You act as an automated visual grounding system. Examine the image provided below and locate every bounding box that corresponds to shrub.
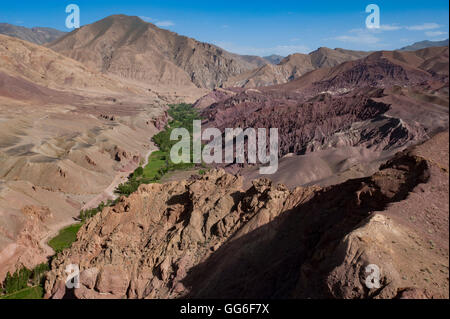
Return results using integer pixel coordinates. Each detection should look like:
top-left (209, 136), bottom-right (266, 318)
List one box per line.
top-left (134, 166), bottom-right (144, 177)
top-left (2, 267), bottom-right (31, 295)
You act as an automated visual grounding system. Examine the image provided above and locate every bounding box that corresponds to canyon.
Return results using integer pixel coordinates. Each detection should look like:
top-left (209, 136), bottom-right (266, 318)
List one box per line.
top-left (44, 132), bottom-right (449, 299)
top-left (0, 14), bottom-right (448, 299)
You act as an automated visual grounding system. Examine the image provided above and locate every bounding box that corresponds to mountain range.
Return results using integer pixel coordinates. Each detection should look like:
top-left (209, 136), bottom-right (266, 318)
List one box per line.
top-left (224, 47), bottom-right (370, 88)
top-left (1, 16), bottom-right (447, 91)
top-left (263, 54), bottom-right (284, 64)
top-left (0, 23), bottom-right (66, 45)
top-left (400, 38), bottom-right (449, 51)
top-left (46, 15), bottom-right (268, 90)
top-left (0, 14), bottom-right (448, 300)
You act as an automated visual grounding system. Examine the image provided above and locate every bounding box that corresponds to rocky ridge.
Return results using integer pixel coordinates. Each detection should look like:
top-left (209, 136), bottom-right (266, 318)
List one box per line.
top-left (195, 46), bottom-right (449, 181)
top-left (48, 15), bottom-right (265, 90)
top-left (224, 47), bottom-right (369, 88)
top-left (44, 132), bottom-right (449, 299)
top-left (0, 23), bottom-right (66, 45)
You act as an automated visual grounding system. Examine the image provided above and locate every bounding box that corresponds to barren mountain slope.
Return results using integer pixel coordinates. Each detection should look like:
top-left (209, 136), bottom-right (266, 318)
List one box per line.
top-left (278, 46), bottom-right (449, 94)
top-left (236, 54), bottom-right (270, 67)
top-left (263, 54), bottom-right (284, 65)
top-left (224, 47), bottom-right (370, 88)
top-left (48, 15), bottom-right (262, 89)
top-left (0, 23), bottom-right (66, 45)
top-left (0, 34), bottom-right (171, 280)
top-left (44, 131), bottom-right (449, 299)
top-left (0, 34), bottom-right (130, 95)
top-left (197, 46), bottom-right (449, 187)
top-left (400, 38), bottom-right (449, 51)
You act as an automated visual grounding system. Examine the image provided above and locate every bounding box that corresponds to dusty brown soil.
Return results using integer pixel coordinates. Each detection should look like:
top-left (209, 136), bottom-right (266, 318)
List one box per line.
top-left (197, 47), bottom-right (448, 189)
top-left (44, 132), bottom-right (449, 299)
top-left (0, 34), bottom-right (176, 280)
top-left (48, 15), bottom-right (263, 90)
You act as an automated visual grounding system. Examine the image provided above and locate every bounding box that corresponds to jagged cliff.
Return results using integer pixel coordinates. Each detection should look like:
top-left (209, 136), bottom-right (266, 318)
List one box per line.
top-left (44, 132), bottom-right (449, 299)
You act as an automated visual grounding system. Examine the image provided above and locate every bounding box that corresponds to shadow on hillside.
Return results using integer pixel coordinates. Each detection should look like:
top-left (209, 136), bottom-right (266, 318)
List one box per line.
top-left (180, 153), bottom-right (429, 299)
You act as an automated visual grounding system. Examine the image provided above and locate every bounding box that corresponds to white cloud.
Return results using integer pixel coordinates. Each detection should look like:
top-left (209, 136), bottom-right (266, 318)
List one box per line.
top-left (155, 20), bottom-right (175, 27)
top-left (139, 16), bottom-right (175, 28)
top-left (352, 22), bottom-right (442, 33)
top-left (350, 24), bottom-right (401, 34)
top-left (139, 16), bottom-right (153, 22)
top-left (215, 41), bottom-right (310, 56)
top-left (425, 31), bottom-right (448, 37)
top-left (406, 23), bottom-right (440, 31)
top-left (334, 29), bottom-right (381, 45)
top-left (378, 24), bottom-right (402, 31)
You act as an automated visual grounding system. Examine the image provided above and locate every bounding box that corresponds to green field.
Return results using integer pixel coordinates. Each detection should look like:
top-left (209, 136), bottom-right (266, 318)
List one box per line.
top-left (142, 150), bottom-right (168, 180)
top-left (1, 104), bottom-right (204, 299)
top-left (47, 223), bottom-right (83, 253)
top-left (115, 103), bottom-right (201, 196)
top-left (0, 224), bottom-right (79, 299)
top-left (0, 286), bottom-right (43, 299)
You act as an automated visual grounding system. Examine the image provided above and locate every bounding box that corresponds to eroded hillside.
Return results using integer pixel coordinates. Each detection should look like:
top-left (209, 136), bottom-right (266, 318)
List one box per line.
top-left (0, 34), bottom-right (171, 281)
top-left (48, 15), bottom-right (264, 90)
top-left (44, 132), bottom-right (449, 299)
top-left (197, 46), bottom-right (449, 188)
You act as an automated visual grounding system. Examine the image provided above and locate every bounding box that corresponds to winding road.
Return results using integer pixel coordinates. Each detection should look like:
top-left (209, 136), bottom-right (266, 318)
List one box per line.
top-left (39, 146), bottom-right (157, 257)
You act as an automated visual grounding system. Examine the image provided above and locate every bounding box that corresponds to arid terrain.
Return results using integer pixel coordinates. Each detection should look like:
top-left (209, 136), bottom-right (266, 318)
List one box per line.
top-left (0, 23), bottom-right (66, 45)
top-left (44, 131), bottom-right (449, 299)
top-left (0, 16), bottom-right (288, 281)
top-left (0, 33), bottom-right (173, 280)
top-left (0, 13), bottom-right (448, 300)
top-left (224, 47), bottom-right (370, 88)
top-left (47, 15), bottom-right (268, 90)
top-left (198, 46), bottom-right (449, 188)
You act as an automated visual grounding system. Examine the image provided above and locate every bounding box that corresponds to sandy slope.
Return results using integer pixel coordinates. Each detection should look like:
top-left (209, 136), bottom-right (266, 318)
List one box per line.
top-left (44, 132), bottom-right (449, 299)
top-left (81, 145), bottom-right (158, 211)
top-left (0, 34), bottom-right (173, 280)
top-left (48, 15), bottom-right (263, 90)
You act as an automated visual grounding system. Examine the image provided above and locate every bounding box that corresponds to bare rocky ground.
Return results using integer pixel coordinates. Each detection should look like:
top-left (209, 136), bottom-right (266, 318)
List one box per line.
top-left (197, 46), bottom-right (449, 189)
top-left (0, 17), bottom-right (448, 299)
top-left (42, 44), bottom-right (449, 299)
top-left (47, 15), bottom-right (265, 90)
top-left (223, 47), bottom-right (369, 88)
top-left (44, 131), bottom-right (449, 299)
top-left (0, 95), bottom-right (167, 280)
top-left (0, 34), bottom-right (185, 280)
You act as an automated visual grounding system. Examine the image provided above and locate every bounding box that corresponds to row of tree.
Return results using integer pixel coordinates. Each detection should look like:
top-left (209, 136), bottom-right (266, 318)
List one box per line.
top-left (1, 263), bottom-right (49, 295)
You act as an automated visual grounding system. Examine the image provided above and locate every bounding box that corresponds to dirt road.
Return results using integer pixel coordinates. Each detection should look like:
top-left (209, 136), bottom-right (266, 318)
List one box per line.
top-left (40, 146), bottom-right (158, 256)
top-left (81, 146), bottom-right (157, 210)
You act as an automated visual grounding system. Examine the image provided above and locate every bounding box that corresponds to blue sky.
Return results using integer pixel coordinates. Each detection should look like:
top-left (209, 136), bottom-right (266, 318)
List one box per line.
top-left (1, 0), bottom-right (448, 56)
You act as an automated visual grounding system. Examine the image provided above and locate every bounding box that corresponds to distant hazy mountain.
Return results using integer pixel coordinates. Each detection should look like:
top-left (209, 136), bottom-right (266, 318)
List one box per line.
top-left (237, 55), bottom-right (270, 67)
top-left (224, 47), bottom-right (369, 88)
top-left (0, 23), bottom-right (66, 45)
top-left (231, 54), bottom-right (285, 67)
top-left (400, 39), bottom-right (449, 51)
top-left (263, 54), bottom-right (284, 65)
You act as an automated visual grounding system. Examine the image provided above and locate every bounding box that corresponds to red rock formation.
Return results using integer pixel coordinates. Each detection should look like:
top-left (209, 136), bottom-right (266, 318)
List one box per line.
top-left (197, 47), bottom-right (448, 174)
